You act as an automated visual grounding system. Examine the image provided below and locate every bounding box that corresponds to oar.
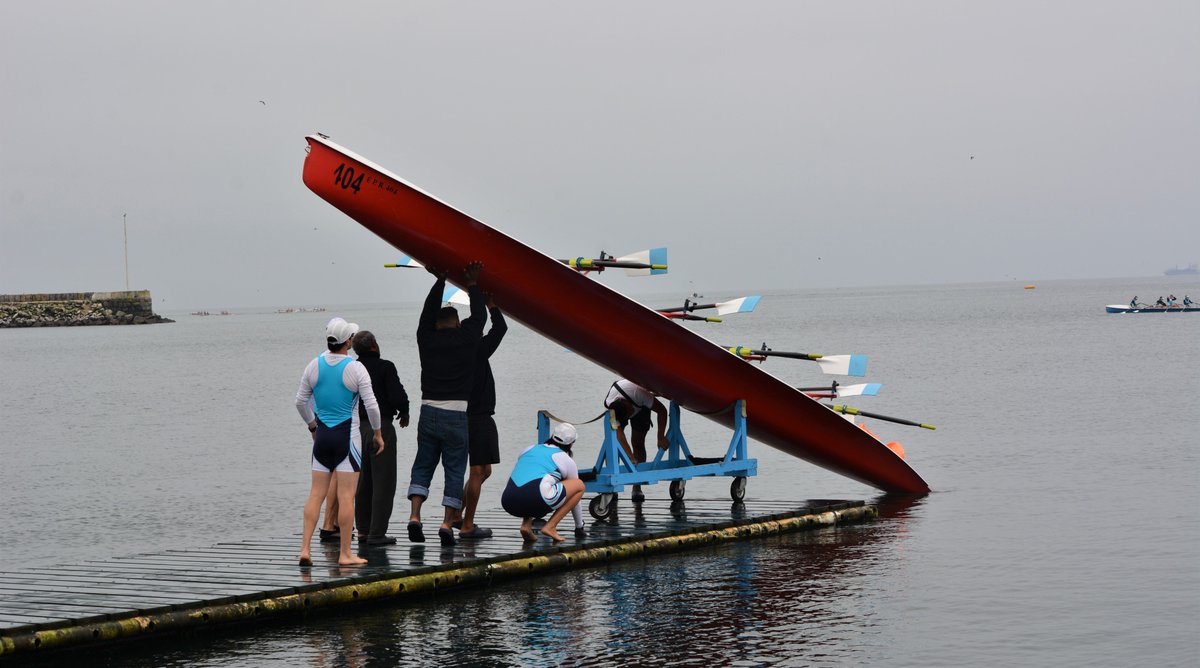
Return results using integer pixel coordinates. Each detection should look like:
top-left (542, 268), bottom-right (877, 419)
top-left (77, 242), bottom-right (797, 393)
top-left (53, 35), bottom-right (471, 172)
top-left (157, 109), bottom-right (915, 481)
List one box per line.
top-left (727, 346), bottom-right (821, 361)
top-left (659, 295), bottom-right (762, 316)
top-left (560, 248), bottom-right (668, 276)
top-left (384, 255), bottom-right (424, 269)
top-left (726, 345), bottom-right (868, 377)
top-left (797, 382), bottom-right (882, 398)
top-left (441, 286), bottom-right (470, 306)
top-left (662, 312), bottom-right (722, 323)
top-left (827, 404), bottom-right (936, 430)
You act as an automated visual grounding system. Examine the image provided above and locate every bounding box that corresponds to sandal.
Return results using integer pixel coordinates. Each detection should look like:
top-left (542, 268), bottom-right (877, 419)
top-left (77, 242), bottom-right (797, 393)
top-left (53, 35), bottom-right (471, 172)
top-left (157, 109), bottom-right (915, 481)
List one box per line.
top-left (407, 521), bottom-right (425, 543)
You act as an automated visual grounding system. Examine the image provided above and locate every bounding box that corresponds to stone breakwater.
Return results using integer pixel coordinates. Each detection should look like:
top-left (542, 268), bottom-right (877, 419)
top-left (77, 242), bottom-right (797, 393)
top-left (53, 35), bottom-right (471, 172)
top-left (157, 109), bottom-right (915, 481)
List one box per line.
top-left (0, 291), bottom-right (173, 328)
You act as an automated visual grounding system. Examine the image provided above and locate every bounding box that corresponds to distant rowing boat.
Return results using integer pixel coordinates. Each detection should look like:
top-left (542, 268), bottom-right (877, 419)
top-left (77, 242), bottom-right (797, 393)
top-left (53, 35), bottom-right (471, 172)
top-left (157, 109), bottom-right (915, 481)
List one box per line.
top-left (1105, 304), bottom-right (1199, 313)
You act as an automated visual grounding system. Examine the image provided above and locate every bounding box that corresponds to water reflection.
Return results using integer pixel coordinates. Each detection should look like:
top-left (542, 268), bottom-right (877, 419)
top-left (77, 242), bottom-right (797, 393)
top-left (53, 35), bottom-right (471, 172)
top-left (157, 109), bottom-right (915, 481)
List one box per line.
top-left (75, 496), bottom-right (921, 667)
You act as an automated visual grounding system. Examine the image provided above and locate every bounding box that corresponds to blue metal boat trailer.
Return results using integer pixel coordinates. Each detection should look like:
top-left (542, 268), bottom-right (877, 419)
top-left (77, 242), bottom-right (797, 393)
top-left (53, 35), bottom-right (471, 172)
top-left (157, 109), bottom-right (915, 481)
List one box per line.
top-left (537, 400), bottom-right (758, 520)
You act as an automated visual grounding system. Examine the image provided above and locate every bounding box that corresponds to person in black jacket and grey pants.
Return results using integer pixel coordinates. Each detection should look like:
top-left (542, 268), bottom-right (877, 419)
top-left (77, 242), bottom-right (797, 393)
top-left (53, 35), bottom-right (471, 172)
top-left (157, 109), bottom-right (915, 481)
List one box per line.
top-left (353, 330), bottom-right (410, 545)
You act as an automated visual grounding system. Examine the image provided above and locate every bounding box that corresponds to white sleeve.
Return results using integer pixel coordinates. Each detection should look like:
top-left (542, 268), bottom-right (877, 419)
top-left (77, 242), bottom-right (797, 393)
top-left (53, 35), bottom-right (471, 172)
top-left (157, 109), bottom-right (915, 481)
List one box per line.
top-left (347, 361), bottom-right (382, 430)
top-left (295, 359), bottom-right (318, 423)
top-left (553, 451), bottom-right (579, 480)
top-left (552, 451), bottom-right (585, 529)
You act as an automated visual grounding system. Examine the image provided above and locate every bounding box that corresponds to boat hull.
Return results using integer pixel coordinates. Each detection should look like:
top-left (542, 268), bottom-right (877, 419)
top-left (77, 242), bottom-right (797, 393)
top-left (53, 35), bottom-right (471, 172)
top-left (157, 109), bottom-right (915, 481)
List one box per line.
top-left (1106, 305), bottom-right (1199, 313)
top-left (301, 136), bottom-right (930, 494)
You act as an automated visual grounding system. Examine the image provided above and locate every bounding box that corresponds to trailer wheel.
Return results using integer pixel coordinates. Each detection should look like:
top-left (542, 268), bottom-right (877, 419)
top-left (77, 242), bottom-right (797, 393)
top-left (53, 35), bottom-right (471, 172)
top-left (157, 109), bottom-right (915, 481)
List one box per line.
top-left (589, 493), bottom-right (616, 521)
top-left (730, 476), bottom-right (747, 502)
top-left (669, 479), bottom-right (686, 501)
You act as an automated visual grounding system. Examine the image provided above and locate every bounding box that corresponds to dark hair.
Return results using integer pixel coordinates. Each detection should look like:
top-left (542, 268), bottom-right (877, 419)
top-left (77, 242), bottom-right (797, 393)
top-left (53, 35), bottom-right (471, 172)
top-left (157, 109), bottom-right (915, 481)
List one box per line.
top-left (327, 340), bottom-right (344, 352)
top-left (546, 437), bottom-right (573, 455)
top-left (437, 306), bottom-right (459, 326)
top-left (352, 330), bottom-right (377, 356)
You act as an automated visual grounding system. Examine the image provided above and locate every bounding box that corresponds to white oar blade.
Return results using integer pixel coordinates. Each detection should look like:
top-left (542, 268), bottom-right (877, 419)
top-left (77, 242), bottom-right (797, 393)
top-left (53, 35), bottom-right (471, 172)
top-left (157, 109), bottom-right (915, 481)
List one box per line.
top-left (836, 383), bottom-right (881, 397)
top-left (441, 286), bottom-right (470, 306)
top-left (714, 295), bottom-right (762, 316)
top-left (387, 255), bottom-right (424, 269)
top-left (814, 355), bottom-right (868, 377)
top-left (618, 247), bottom-right (668, 276)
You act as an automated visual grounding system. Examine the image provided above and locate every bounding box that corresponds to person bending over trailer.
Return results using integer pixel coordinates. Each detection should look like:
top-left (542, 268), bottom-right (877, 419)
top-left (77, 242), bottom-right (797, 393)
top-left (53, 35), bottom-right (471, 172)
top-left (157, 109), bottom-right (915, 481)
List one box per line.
top-left (501, 423), bottom-right (585, 542)
top-left (603, 379), bottom-right (669, 503)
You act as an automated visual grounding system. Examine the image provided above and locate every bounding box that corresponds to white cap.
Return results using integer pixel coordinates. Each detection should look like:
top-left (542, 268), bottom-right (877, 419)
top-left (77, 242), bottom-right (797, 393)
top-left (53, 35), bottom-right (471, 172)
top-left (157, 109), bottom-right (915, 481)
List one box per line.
top-left (550, 422), bottom-right (577, 447)
top-left (325, 317), bottom-right (360, 345)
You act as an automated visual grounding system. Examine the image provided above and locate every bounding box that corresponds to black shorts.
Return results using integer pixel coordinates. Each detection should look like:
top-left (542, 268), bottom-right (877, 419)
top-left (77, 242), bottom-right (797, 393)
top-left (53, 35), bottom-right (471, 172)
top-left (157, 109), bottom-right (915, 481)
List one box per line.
top-left (467, 414), bottom-right (500, 466)
top-left (616, 407), bottom-right (652, 434)
top-left (501, 479), bottom-right (553, 519)
top-left (312, 418), bottom-right (360, 473)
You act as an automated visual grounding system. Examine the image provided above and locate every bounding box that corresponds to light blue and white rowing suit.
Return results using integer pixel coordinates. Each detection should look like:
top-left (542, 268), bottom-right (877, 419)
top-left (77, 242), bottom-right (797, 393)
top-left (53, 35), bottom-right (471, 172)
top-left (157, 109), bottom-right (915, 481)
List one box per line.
top-left (295, 351), bottom-right (382, 473)
top-left (501, 444), bottom-right (584, 528)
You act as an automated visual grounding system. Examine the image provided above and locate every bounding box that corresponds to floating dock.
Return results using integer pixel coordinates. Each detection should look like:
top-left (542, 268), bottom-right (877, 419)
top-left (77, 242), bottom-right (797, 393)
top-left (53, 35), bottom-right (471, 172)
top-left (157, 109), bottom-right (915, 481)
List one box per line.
top-left (0, 499), bottom-right (875, 658)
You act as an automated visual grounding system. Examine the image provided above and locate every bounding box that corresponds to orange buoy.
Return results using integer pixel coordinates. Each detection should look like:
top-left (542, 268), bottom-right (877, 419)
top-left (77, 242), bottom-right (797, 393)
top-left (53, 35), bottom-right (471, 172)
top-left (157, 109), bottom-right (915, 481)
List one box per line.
top-left (1024, 284), bottom-right (1036, 290)
top-left (858, 422), bottom-right (906, 460)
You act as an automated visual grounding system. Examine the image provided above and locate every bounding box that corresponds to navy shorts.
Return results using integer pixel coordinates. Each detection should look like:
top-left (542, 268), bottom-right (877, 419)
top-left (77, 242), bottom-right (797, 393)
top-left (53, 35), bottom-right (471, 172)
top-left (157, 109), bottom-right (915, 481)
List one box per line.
top-left (467, 414), bottom-right (500, 466)
top-left (311, 418), bottom-right (360, 473)
top-left (501, 479), bottom-right (554, 519)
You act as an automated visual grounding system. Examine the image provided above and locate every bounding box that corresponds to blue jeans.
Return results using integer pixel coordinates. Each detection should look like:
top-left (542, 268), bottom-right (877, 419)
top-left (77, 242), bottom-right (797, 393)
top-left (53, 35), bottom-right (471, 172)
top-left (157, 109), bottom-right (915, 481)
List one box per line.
top-left (407, 404), bottom-right (469, 509)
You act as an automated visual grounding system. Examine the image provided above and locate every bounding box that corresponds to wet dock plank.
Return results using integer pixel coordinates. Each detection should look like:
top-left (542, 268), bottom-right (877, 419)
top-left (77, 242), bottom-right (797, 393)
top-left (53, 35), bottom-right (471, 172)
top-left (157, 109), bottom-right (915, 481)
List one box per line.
top-left (0, 498), bottom-right (872, 657)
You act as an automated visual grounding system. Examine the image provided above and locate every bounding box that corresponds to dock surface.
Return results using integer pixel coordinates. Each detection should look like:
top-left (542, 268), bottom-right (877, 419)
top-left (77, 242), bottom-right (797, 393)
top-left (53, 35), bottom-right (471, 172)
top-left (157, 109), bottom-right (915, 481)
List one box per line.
top-left (0, 498), bottom-right (874, 657)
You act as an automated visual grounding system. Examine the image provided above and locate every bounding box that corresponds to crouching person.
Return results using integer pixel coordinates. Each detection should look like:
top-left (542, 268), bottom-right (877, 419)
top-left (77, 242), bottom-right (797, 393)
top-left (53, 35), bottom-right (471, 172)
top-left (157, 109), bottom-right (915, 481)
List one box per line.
top-left (501, 423), bottom-right (585, 542)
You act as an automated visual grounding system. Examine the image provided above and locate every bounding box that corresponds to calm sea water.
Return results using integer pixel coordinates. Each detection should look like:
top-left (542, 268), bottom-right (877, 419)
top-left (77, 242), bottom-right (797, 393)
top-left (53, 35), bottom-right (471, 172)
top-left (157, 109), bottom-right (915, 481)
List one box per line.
top-left (2, 276), bottom-right (1197, 666)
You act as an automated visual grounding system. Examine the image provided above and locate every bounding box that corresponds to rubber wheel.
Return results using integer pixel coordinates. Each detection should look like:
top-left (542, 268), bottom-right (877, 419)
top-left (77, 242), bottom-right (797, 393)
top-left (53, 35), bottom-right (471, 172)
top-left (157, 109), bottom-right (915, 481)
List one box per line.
top-left (588, 493), bottom-right (616, 520)
top-left (669, 479), bottom-right (686, 501)
top-left (730, 476), bottom-right (747, 502)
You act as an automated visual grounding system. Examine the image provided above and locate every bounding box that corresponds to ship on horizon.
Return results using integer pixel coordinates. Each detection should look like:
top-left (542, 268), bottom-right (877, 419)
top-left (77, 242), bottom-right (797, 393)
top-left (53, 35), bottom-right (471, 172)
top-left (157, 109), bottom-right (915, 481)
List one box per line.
top-left (1164, 263), bottom-right (1198, 276)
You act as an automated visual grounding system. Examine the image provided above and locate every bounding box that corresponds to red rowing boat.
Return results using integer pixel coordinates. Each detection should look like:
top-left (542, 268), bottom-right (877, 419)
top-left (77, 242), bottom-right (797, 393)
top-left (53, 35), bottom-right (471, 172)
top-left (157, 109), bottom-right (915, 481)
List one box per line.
top-left (302, 135), bottom-right (930, 493)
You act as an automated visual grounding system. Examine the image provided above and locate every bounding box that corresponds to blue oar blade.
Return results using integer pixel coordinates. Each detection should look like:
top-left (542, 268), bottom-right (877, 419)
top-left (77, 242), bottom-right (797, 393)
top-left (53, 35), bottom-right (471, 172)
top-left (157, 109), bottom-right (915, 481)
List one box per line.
top-left (441, 286), bottom-right (470, 306)
top-left (715, 295), bottom-right (762, 316)
top-left (618, 247), bottom-right (669, 276)
top-left (837, 382), bottom-right (882, 397)
top-left (814, 354), bottom-right (868, 377)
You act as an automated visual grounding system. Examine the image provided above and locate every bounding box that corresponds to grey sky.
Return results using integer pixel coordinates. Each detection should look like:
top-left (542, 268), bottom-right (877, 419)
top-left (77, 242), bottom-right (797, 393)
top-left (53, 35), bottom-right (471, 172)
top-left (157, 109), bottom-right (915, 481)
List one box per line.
top-left (2, 1), bottom-right (1197, 310)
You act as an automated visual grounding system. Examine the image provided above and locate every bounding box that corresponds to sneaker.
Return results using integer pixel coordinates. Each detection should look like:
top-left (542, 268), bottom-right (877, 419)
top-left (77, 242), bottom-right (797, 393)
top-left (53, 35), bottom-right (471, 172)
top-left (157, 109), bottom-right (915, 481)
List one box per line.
top-left (631, 485), bottom-right (646, 503)
top-left (319, 528), bottom-right (340, 543)
top-left (367, 535), bottom-right (398, 546)
top-left (438, 527), bottom-right (457, 546)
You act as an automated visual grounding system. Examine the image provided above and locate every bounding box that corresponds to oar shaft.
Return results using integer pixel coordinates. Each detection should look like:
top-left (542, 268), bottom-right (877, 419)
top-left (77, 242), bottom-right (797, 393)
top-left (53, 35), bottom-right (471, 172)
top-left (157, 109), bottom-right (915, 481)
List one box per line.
top-left (830, 404), bottom-right (935, 430)
top-left (660, 302), bottom-right (719, 313)
top-left (753, 349), bottom-right (821, 360)
top-left (561, 258), bottom-right (664, 270)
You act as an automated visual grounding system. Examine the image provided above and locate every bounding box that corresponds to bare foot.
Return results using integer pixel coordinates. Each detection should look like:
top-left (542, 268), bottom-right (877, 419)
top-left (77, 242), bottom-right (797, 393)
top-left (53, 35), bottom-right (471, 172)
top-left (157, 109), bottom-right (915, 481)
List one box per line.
top-left (338, 554), bottom-right (368, 566)
top-left (520, 527), bottom-right (537, 542)
top-left (541, 527), bottom-right (565, 543)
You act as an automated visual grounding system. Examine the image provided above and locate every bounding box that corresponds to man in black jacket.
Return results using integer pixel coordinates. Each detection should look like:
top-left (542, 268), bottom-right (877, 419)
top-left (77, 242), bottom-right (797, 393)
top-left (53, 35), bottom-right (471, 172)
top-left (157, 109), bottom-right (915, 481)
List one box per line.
top-left (352, 330), bottom-right (410, 545)
top-left (407, 261), bottom-right (485, 546)
top-left (455, 293), bottom-right (507, 539)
